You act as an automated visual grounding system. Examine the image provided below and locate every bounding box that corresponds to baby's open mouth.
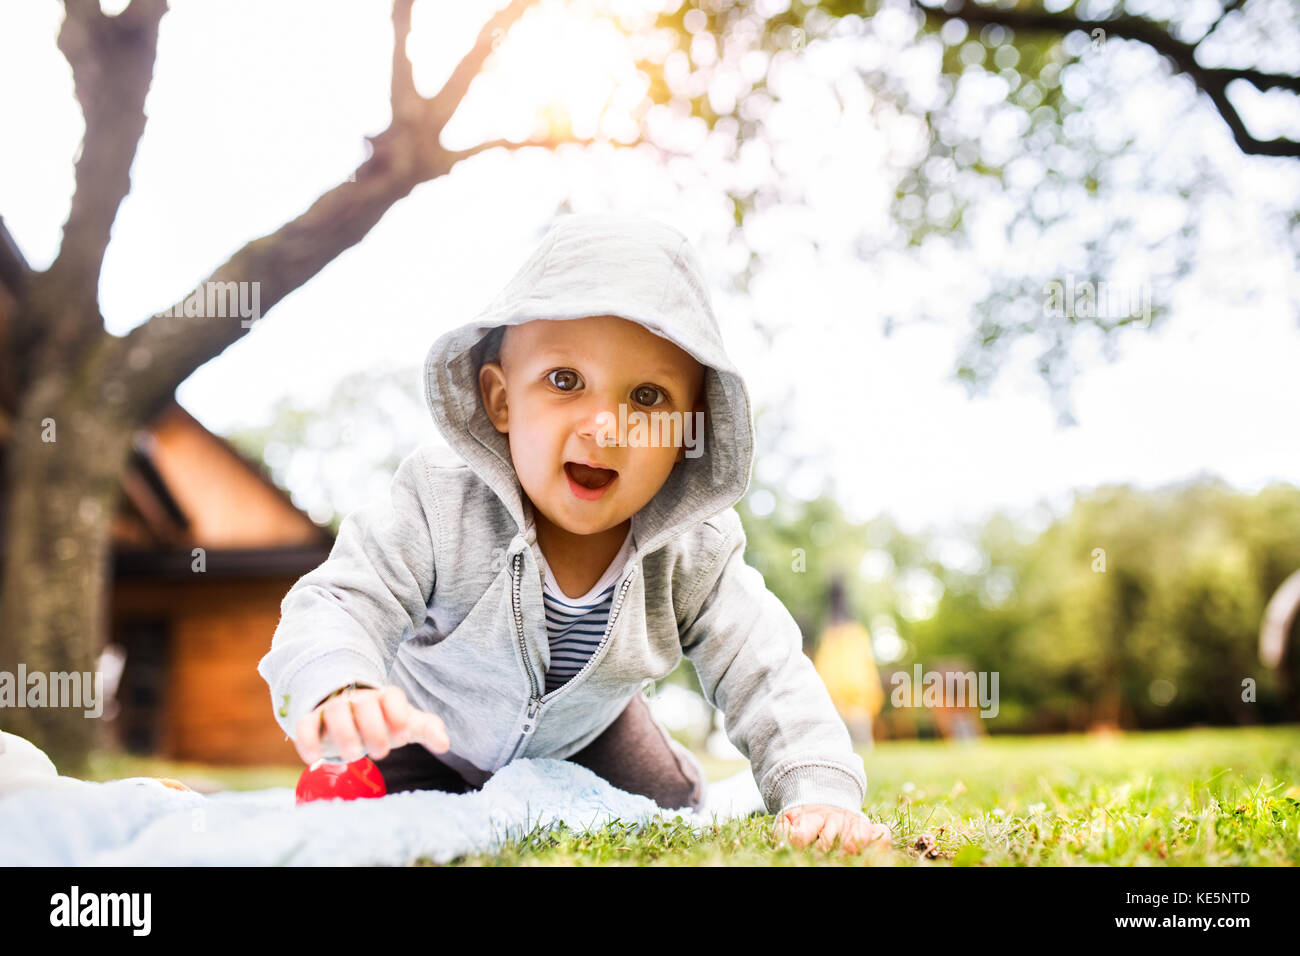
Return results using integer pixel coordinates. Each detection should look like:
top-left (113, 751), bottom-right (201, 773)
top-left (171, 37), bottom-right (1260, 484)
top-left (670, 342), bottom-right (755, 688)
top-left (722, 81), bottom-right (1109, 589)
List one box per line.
top-left (565, 461), bottom-right (618, 490)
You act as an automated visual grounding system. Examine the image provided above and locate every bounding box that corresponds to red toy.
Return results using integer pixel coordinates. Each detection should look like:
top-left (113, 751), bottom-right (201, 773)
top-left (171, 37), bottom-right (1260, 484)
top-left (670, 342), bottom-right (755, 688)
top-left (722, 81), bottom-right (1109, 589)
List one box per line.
top-left (295, 756), bottom-right (387, 804)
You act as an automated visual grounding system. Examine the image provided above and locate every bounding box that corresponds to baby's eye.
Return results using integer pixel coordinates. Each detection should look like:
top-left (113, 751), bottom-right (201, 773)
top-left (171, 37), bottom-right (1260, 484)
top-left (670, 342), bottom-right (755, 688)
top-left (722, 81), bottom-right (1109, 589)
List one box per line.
top-left (632, 385), bottom-right (666, 407)
top-left (548, 369), bottom-right (583, 391)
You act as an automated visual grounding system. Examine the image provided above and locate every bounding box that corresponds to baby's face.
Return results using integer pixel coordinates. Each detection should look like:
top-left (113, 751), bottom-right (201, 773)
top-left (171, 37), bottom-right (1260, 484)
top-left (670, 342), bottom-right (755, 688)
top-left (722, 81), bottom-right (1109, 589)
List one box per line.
top-left (478, 315), bottom-right (706, 537)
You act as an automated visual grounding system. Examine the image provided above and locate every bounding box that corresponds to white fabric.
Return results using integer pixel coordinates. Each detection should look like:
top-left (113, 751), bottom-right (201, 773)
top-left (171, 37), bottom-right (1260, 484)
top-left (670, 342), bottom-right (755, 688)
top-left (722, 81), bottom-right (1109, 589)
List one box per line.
top-left (0, 758), bottom-right (766, 866)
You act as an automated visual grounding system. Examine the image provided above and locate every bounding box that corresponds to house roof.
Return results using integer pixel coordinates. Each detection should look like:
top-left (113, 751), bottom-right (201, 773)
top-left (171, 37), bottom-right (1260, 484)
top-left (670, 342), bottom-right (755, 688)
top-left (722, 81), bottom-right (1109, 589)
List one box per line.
top-left (112, 400), bottom-right (334, 553)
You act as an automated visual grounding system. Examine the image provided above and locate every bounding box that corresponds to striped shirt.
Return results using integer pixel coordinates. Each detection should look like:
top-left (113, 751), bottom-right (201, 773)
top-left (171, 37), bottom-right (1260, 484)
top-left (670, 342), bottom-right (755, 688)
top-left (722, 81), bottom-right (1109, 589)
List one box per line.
top-left (540, 529), bottom-right (635, 695)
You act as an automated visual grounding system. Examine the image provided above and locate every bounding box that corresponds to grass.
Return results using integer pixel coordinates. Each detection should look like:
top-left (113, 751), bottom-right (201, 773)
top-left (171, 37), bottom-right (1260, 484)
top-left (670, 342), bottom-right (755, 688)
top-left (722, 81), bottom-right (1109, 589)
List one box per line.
top-left (84, 752), bottom-right (303, 792)
top-left (83, 725), bottom-right (1300, 866)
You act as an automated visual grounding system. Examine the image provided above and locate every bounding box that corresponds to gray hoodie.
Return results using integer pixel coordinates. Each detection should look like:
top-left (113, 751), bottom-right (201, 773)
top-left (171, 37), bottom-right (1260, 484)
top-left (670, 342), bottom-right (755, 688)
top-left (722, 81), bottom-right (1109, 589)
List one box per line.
top-left (257, 213), bottom-right (867, 815)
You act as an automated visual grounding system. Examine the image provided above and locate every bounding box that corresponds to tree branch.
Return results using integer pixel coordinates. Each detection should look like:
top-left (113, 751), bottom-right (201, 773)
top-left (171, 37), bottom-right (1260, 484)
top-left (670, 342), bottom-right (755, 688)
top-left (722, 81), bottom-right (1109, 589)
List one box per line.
top-left (390, 0), bottom-right (420, 127)
top-left (48, 0), bottom-right (166, 320)
top-left (0, 216), bottom-right (31, 299)
top-left (442, 133), bottom-right (610, 164)
top-left (0, 217), bottom-right (32, 419)
top-left (112, 0), bottom-right (567, 420)
top-left (427, 0), bottom-right (538, 123)
top-left (911, 0), bottom-right (1299, 158)
top-left (1208, 0), bottom-right (1248, 35)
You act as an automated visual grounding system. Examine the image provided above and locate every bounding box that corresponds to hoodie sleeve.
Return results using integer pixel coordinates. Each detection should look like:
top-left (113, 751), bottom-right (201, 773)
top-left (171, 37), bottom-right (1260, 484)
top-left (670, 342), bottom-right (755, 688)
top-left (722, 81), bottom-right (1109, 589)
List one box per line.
top-left (679, 508), bottom-right (868, 816)
top-left (257, 444), bottom-right (441, 744)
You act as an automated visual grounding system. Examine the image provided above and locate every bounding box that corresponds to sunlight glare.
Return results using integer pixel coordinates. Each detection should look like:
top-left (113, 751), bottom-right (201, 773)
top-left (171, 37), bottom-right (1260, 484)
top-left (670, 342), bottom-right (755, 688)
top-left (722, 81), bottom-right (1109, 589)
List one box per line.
top-left (457, 0), bottom-right (655, 144)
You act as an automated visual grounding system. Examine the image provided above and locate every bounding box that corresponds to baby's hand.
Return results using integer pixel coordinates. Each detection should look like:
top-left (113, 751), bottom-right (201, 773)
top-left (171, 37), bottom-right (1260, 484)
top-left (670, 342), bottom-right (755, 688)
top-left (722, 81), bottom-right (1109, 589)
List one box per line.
top-left (293, 684), bottom-right (451, 766)
top-left (773, 804), bottom-right (893, 854)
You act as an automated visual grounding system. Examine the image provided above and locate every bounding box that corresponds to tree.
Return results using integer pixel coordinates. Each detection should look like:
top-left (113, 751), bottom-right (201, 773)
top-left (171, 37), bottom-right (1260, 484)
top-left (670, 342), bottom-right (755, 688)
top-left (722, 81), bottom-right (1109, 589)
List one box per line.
top-left (914, 0), bottom-right (1300, 159)
top-left (905, 478), bottom-right (1300, 731)
top-left (0, 0), bottom-right (605, 770)
top-left (637, 0), bottom-right (1300, 421)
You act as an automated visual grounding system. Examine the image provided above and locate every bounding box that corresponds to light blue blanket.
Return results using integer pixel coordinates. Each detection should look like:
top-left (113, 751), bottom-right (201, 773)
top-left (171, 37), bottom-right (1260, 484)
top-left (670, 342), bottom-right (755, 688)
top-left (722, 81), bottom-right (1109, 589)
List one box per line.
top-left (0, 758), bottom-right (766, 866)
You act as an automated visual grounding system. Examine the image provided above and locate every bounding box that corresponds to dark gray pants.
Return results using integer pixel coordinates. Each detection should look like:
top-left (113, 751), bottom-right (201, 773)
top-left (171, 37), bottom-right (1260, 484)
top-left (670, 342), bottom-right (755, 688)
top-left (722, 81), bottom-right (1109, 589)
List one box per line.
top-left (372, 692), bottom-right (707, 813)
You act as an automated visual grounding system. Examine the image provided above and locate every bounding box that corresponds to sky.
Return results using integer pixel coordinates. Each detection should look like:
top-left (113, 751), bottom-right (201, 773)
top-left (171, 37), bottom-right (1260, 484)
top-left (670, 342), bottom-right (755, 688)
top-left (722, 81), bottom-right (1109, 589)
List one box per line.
top-left (2, 0), bottom-right (1298, 542)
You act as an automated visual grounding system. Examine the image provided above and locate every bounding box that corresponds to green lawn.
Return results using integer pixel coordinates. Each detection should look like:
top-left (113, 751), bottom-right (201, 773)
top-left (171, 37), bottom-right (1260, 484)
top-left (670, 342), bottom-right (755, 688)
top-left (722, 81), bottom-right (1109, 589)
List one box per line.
top-left (84, 725), bottom-right (1300, 866)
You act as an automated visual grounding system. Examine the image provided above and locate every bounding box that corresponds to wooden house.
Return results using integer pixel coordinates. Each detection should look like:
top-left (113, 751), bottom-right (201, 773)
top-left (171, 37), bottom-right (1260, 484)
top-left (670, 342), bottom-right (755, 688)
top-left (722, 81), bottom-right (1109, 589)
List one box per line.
top-left (109, 402), bottom-right (333, 764)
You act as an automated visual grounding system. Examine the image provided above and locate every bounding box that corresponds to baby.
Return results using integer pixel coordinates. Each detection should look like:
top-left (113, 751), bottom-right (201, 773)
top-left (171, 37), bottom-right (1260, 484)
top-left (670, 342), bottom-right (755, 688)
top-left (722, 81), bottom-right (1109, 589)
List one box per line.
top-left (258, 213), bottom-right (890, 853)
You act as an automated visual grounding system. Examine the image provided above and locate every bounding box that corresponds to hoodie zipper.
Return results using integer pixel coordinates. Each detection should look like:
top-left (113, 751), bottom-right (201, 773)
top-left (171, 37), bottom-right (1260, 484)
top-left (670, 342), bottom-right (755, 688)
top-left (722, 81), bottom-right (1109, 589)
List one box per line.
top-left (502, 549), bottom-right (638, 764)
top-left (504, 551), bottom-right (540, 765)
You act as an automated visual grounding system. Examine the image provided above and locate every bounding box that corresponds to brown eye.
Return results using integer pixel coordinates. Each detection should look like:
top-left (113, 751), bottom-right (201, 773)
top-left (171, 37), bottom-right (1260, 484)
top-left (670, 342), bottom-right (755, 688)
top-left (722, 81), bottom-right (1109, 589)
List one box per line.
top-left (633, 385), bottom-right (666, 407)
top-left (548, 369), bottom-right (582, 391)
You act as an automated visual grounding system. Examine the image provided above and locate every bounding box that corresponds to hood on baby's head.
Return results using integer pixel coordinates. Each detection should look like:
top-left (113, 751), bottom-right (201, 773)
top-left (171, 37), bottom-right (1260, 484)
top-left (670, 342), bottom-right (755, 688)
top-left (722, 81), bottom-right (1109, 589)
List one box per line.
top-left (422, 212), bottom-right (755, 555)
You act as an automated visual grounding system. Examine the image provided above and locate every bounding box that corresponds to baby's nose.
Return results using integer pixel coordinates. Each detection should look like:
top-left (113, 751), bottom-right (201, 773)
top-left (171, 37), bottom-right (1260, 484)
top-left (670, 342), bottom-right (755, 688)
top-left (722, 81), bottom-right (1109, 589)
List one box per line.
top-left (575, 400), bottom-right (621, 445)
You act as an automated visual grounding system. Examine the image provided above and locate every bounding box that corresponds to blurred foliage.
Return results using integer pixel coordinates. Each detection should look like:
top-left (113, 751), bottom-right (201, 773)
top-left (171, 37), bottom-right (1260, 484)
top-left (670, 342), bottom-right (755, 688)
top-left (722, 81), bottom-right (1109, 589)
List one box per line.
top-left (633, 0), bottom-right (1300, 423)
top-left (227, 363), bottom-right (430, 533)
top-left (737, 472), bottom-right (1300, 734)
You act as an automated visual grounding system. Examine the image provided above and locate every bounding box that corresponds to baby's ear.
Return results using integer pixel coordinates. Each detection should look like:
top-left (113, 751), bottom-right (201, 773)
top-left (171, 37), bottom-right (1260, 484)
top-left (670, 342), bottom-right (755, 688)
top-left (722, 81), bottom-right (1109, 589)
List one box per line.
top-left (479, 362), bottom-right (510, 433)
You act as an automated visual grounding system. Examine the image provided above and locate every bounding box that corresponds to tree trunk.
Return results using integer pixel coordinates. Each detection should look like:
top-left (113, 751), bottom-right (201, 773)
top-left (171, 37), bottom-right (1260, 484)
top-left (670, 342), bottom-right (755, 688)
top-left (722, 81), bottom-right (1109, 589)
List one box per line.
top-left (0, 367), bottom-right (135, 774)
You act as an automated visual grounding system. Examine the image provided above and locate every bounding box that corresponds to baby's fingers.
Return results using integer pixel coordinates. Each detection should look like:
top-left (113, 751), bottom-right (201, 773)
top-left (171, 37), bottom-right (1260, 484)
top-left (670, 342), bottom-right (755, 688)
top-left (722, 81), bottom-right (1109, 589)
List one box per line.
top-left (774, 809), bottom-right (824, 848)
top-left (410, 709), bottom-right (451, 754)
top-left (814, 813), bottom-right (847, 853)
top-left (838, 818), bottom-right (893, 854)
top-left (350, 693), bottom-right (391, 760)
top-left (320, 696), bottom-right (364, 762)
top-left (377, 686), bottom-right (414, 747)
top-left (374, 686), bottom-right (449, 754)
top-left (867, 821), bottom-right (893, 844)
top-left (294, 708), bottom-right (324, 765)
